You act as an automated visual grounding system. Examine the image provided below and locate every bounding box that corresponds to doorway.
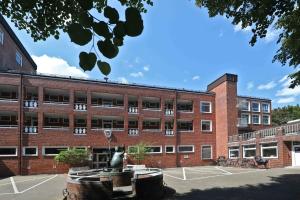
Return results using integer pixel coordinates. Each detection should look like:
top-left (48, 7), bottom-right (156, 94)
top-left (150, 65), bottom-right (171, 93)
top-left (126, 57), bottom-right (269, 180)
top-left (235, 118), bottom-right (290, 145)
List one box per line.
top-left (293, 145), bottom-right (300, 166)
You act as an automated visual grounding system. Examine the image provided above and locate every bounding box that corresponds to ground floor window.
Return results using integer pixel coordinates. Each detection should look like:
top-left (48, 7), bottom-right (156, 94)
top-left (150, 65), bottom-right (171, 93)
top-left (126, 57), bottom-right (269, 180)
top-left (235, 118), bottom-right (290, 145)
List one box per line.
top-left (165, 145), bottom-right (175, 153)
top-left (43, 147), bottom-right (69, 156)
top-left (243, 145), bottom-right (256, 158)
top-left (128, 146), bottom-right (138, 154)
top-left (146, 146), bottom-right (162, 154)
top-left (261, 143), bottom-right (278, 158)
top-left (23, 147), bottom-right (38, 156)
top-left (177, 145), bottom-right (194, 153)
top-left (201, 145), bottom-right (212, 160)
top-left (229, 147), bottom-right (239, 159)
top-left (0, 147), bottom-right (17, 157)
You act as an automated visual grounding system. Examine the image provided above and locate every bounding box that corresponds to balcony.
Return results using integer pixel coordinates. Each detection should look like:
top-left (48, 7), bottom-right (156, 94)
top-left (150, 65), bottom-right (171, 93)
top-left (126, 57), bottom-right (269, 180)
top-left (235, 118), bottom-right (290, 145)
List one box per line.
top-left (165, 120), bottom-right (174, 136)
top-left (128, 128), bottom-right (139, 136)
top-left (177, 120), bottom-right (193, 132)
top-left (165, 129), bottom-right (174, 136)
top-left (44, 88), bottom-right (69, 105)
top-left (24, 87), bottom-right (38, 108)
top-left (177, 100), bottom-right (193, 113)
top-left (128, 107), bottom-right (138, 114)
top-left (0, 85), bottom-right (18, 102)
top-left (74, 116), bottom-right (87, 135)
top-left (0, 111), bottom-right (18, 128)
top-left (165, 109), bottom-right (174, 116)
top-left (24, 112), bottom-right (38, 134)
top-left (237, 118), bottom-right (248, 128)
top-left (43, 113), bottom-right (69, 130)
top-left (165, 100), bottom-right (174, 116)
top-left (91, 116), bottom-right (124, 131)
top-left (92, 93), bottom-right (124, 109)
top-left (74, 91), bottom-right (87, 111)
top-left (74, 127), bottom-right (87, 135)
top-left (128, 96), bottom-right (138, 114)
top-left (142, 97), bottom-right (161, 111)
top-left (143, 119), bottom-right (161, 132)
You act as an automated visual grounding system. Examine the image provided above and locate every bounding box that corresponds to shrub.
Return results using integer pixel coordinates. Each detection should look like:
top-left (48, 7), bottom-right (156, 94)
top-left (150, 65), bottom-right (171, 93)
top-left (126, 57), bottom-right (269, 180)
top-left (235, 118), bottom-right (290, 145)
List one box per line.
top-left (54, 148), bottom-right (89, 166)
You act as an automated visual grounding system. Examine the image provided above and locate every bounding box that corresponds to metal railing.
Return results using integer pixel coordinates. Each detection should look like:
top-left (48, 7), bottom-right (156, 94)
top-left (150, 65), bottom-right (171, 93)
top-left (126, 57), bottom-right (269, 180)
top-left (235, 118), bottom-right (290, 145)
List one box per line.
top-left (74, 127), bottom-right (87, 135)
top-left (165, 109), bottom-right (174, 116)
top-left (283, 123), bottom-right (300, 135)
top-left (24, 100), bottom-right (38, 108)
top-left (143, 129), bottom-right (161, 132)
top-left (128, 128), bottom-right (139, 136)
top-left (0, 98), bottom-right (18, 102)
top-left (259, 127), bottom-right (277, 138)
top-left (165, 129), bottom-right (174, 136)
top-left (43, 126), bottom-right (69, 130)
top-left (128, 107), bottom-right (138, 113)
top-left (24, 126), bottom-right (38, 133)
top-left (91, 127), bottom-right (124, 131)
top-left (142, 107), bottom-right (161, 111)
top-left (74, 103), bottom-right (87, 111)
top-left (242, 132), bottom-right (256, 140)
top-left (91, 104), bottom-right (124, 109)
top-left (44, 101), bottom-right (69, 105)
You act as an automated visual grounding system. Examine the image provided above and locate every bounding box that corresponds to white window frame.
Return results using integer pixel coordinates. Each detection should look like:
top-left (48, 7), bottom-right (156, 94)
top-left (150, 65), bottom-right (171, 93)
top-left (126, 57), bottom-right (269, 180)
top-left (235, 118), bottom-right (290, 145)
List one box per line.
top-left (0, 29), bottom-right (3, 45)
top-left (42, 146), bottom-right (69, 156)
top-left (261, 143), bottom-right (278, 159)
top-left (23, 146), bottom-right (38, 156)
top-left (261, 103), bottom-right (270, 113)
top-left (240, 100), bottom-right (250, 111)
top-left (241, 113), bottom-right (250, 124)
top-left (177, 145), bottom-right (195, 153)
top-left (252, 102), bottom-right (260, 112)
top-left (165, 145), bottom-right (175, 153)
top-left (200, 101), bottom-right (212, 113)
top-left (262, 115), bottom-right (270, 125)
top-left (228, 147), bottom-right (240, 159)
top-left (252, 114), bottom-right (261, 125)
top-left (201, 120), bottom-right (212, 132)
top-left (73, 146), bottom-right (88, 151)
top-left (0, 146), bottom-right (18, 157)
top-left (201, 145), bottom-right (212, 160)
top-left (243, 145), bottom-right (256, 159)
top-left (16, 50), bottom-right (22, 66)
top-left (145, 146), bottom-right (162, 154)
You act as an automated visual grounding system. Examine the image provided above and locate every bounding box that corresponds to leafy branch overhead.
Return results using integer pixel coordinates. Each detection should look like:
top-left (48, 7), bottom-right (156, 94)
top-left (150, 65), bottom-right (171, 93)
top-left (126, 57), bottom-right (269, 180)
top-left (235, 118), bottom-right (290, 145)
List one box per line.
top-left (196, 0), bottom-right (300, 88)
top-left (0, 0), bottom-right (153, 76)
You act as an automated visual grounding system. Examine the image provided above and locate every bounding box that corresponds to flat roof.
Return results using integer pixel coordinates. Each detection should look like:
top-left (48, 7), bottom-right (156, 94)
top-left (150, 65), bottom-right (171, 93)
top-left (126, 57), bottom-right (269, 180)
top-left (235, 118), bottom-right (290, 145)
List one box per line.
top-left (238, 95), bottom-right (271, 101)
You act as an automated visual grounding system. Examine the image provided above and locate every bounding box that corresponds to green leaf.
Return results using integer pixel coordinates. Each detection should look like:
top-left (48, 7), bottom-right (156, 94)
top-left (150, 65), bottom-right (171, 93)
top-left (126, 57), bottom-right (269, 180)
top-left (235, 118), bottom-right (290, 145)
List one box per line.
top-left (77, 0), bottom-right (93, 10)
top-left (125, 7), bottom-right (144, 37)
top-left (104, 6), bottom-right (119, 24)
top-left (78, 12), bottom-right (93, 28)
top-left (97, 39), bottom-right (119, 59)
top-left (113, 21), bottom-right (126, 38)
top-left (113, 37), bottom-right (123, 46)
top-left (97, 61), bottom-right (111, 76)
top-left (67, 23), bottom-right (92, 46)
top-left (125, 7), bottom-right (142, 22)
top-left (79, 52), bottom-right (97, 71)
top-left (93, 21), bottom-right (112, 39)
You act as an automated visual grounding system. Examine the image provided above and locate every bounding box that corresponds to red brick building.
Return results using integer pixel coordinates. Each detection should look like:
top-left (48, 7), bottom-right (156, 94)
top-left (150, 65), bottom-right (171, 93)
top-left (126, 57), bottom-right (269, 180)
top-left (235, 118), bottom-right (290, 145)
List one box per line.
top-left (1, 15), bottom-right (299, 177)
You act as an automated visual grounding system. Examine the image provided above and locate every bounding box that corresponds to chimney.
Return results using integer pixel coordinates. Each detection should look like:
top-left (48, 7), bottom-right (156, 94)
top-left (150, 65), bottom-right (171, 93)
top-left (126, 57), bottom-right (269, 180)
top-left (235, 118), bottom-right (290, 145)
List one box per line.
top-left (207, 73), bottom-right (238, 158)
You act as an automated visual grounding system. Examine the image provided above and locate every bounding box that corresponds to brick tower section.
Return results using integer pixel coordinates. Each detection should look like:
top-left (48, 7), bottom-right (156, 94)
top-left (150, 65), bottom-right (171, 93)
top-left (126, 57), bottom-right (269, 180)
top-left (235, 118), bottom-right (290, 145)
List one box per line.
top-left (207, 74), bottom-right (238, 158)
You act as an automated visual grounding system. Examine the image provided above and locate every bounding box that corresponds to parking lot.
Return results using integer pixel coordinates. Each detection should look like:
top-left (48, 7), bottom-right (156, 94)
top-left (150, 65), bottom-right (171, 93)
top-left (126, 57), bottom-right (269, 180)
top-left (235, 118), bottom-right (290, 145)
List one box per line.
top-left (0, 166), bottom-right (300, 200)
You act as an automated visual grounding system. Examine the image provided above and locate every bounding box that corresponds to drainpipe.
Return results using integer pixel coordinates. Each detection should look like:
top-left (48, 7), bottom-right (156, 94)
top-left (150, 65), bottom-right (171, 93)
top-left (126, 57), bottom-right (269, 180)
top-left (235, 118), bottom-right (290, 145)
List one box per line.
top-left (18, 73), bottom-right (23, 175)
top-left (174, 91), bottom-right (179, 167)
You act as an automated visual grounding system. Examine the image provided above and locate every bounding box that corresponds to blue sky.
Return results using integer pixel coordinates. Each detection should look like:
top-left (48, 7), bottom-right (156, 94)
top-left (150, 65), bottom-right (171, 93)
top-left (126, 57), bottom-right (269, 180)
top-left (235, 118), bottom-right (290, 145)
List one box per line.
top-left (5, 0), bottom-right (300, 108)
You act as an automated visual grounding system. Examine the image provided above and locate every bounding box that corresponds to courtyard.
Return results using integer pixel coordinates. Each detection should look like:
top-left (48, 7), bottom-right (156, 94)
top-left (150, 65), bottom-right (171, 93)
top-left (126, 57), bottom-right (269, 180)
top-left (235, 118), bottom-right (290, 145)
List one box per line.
top-left (0, 166), bottom-right (300, 200)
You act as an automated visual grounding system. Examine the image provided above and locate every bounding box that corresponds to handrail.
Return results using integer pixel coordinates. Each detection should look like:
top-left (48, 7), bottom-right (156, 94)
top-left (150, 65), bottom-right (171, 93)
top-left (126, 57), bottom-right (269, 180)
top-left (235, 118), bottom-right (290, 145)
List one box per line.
top-left (283, 123), bottom-right (300, 135)
top-left (24, 100), bottom-right (38, 108)
top-left (43, 126), bottom-right (69, 130)
top-left (128, 107), bottom-right (138, 113)
top-left (165, 129), bottom-right (174, 136)
top-left (128, 128), bottom-right (139, 135)
top-left (74, 127), bottom-right (87, 135)
top-left (44, 101), bottom-right (69, 105)
top-left (74, 103), bottom-right (87, 111)
top-left (24, 126), bottom-right (38, 133)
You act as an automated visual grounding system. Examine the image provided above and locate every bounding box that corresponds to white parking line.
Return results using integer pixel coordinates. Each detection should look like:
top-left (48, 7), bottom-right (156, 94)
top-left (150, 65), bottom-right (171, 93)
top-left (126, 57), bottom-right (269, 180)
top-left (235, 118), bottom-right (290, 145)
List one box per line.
top-left (10, 177), bottom-right (19, 194)
top-left (19, 175), bottom-right (58, 193)
top-left (182, 167), bottom-right (186, 180)
top-left (215, 166), bottom-right (233, 175)
top-left (164, 173), bottom-right (184, 180)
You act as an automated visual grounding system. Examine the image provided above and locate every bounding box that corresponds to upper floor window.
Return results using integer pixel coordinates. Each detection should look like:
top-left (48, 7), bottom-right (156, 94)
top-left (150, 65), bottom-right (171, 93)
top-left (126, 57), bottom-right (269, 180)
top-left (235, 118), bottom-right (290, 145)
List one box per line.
top-left (200, 101), bottom-right (212, 113)
top-left (262, 115), bottom-right (270, 125)
top-left (262, 103), bottom-right (270, 113)
top-left (0, 29), bottom-right (3, 45)
top-left (241, 113), bottom-right (250, 124)
top-left (240, 100), bottom-right (250, 111)
top-left (201, 120), bottom-right (212, 132)
top-left (252, 114), bottom-right (260, 124)
top-left (252, 102), bottom-right (260, 112)
top-left (16, 51), bottom-right (22, 66)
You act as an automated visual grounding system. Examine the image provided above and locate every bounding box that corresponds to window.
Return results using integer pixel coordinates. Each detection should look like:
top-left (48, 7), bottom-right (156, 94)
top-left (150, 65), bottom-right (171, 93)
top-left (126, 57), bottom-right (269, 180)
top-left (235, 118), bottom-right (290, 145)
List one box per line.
top-left (201, 145), bottom-right (212, 160)
top-left (201, 120), bottom-right (212, 132)
top-left (243, 145), bottom-right (256, 158)
top-left (16, 51), bottom-right (22, 66)
top-left (73, 146), bottom-right (87, 150)
top-left (240, 100), bottom-right (250, 111)
top-left (261, 143), bottom-right (278, 158)
top-left (200, 101), bottom-right (212, 113)
top-left (23, 147), bottom-right (38, 156)
top-left (0, 29), bottom-right (3, 45)
top-left (165, 145), bottom-right (175, 153)
top-left (229, 147), bottom-right (239, 159)
top-left (262, 115), bottom-right (270, 125)
top-left (177, 145), bottom-right (194, 153)
top-left (146, 146), bottom-right (162, 154)
top-left (262, 103), bottom-right (270, 113)
top-left (252, 114), bottom-right (260, 124)
top-left (43, 147), bottom-right (68, 156)
top-left (128, 146), bottom-right (138, 154)
top-left (241, 113), bottom-right (250, 124)
top-left (0, 147), bottom-right (17, 156)
top-left (252, 102), bottom-right (260, 112)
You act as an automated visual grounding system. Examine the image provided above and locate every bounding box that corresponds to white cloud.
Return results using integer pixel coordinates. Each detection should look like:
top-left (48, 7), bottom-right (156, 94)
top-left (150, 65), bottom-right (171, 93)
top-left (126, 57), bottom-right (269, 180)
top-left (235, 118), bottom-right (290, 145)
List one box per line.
top-left (117, 77), bottom-right (128, 84)
top-left (130, 72), bottom-right (143, 78)
top-left (32, 54), bottom-right (89, 78)
top-left (279, 75), bottom-right (288, 83)
top-left (143, 65), bottom-right (150, 71)
top-left (276, 75), bottom-right (300, 97)
top-left (264, 28), bottom-right (280, 43)
top-left (257, 81), bottom-right (277, 90)
top-left (234, 22), bottom-right (251, 32)
top-left (247, 82), bottom-right (254, 90)
top-left (192, 75), bottom-right (200, 80)
top-left (277, 97), bottom-right (296, 104)
top-left (134, 57), bottom-right (141, 64)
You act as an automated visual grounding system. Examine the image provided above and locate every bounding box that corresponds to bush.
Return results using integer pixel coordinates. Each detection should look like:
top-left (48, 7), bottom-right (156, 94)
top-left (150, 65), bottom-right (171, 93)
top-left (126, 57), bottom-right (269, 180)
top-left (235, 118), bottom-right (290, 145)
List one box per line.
top-left (54, 148), bottom-right (89, 166)
top-left (128, 142), bottom-right (150, 164)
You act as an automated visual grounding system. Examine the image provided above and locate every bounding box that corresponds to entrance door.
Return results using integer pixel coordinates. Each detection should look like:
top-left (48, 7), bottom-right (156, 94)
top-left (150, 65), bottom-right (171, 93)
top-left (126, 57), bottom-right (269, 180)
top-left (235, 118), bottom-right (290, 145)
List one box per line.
top-left (294, 146), bottom-right (300, 166)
